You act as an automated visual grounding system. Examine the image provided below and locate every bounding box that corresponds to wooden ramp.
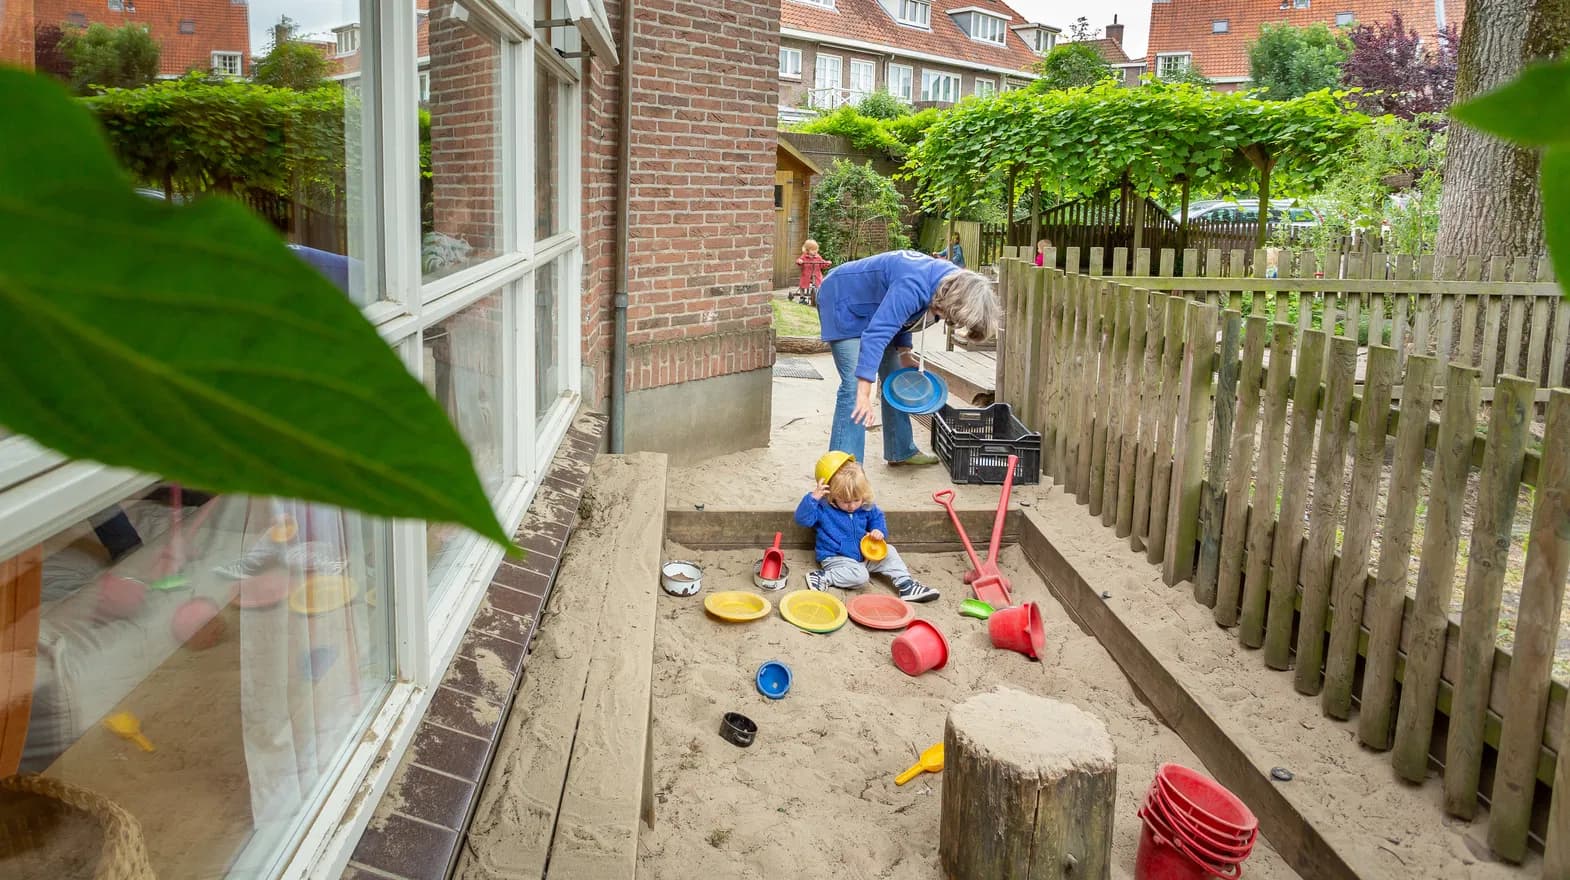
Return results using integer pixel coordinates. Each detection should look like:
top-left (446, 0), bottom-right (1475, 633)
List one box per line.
top-left (921, 347), bottom-right (996, 406)
top-left (457, 453), bottom-right (666, 880)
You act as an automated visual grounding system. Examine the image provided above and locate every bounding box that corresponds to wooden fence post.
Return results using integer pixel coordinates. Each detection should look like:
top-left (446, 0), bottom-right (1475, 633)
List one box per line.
top-left (1145, 299), bottom-right (1188, 566)
top-left (1321, 345), bottom-right (1398, 720)
top-left (1115, 289), bottom-right (1150, 539)
top-left (1088, 283), bottom-right (1118, 518)
top-left (1131, 295), bottom-right (1168, 552)
top-left (1018, 266), bottom-right (1042, 432)
top-left (996, 256), bottom-right (1010, 405)
top-left (1035, 271), bottom-right (1060, 476)
top-left (1101, 286), bottom-right (1133, 527)
top-left (1358, 355), bottom-right (1438, 750)
top-left (1487, 390), bottom-right (1570, 861)
top-left (1164, 302), bottom-right (1220, 586)
top-left (1026, 269), bottom-right (1051, 441)
top-left (1391, 365), bottom-right (1482, 782)
top-left (1443, 375), bottom-right (1533, 818)
top-left (1194, 310), bottom-right (1241, 605)
top-left (1263, 330), bottom-right (1327, 671)
top-left (1292, 335), bottom-right (1358, 694)
top-left (1238, 322), bottom-right (1296, 648)
top-left (1214, 317), bottom-right (1267, 627)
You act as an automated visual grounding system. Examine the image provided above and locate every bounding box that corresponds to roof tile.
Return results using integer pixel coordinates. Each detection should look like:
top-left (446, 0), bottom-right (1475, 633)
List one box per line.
top-left (781, 0), bottom-right (1043, 73)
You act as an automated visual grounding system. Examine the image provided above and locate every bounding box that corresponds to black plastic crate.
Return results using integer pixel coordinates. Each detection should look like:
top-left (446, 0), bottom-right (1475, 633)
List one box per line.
top-left (931, 403), bottom-right (1041, 485)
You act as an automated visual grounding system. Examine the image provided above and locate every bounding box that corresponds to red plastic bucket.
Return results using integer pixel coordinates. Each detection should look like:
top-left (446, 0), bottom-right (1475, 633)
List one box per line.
top-left (891, 619), bottom-right (950, 676)
top-left (1144, 786), bottom-right (1255, 858)
top-left (1134, 817), bottom-right (1242, 880)
top-left (1156, 764), bottom-right (1258, 837)
top-left (987, 601), bottom-right (1045, 659)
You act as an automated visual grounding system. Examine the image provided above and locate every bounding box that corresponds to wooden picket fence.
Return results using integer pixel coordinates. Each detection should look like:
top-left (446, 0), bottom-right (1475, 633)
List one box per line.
top-left (995, 250), bottom-right (1570, 865)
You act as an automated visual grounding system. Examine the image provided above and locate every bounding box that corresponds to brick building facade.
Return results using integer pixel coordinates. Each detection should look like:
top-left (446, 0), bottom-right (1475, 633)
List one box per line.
top-left (31, 0), bottom-right (251, 77)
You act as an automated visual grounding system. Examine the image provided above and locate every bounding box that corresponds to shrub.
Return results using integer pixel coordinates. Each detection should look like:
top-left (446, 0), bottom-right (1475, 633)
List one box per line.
top-left (855, 90), bottom-right (911, 120)
top-left (60, 22), bottom-right (159, 94)
top-left (809, 160), bottom-right (909, 263)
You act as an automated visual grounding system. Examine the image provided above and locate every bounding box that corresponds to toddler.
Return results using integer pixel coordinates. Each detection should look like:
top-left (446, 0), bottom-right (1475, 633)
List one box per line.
top-left (794, 455), bottom-right (938, 602)
top-left (1035, 238), bottom-right (1053, 267)
top-left (796, 239), bottom-right (831, 302)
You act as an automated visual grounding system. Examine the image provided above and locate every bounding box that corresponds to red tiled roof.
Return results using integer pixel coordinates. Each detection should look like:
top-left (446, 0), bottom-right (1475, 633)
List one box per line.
top-left (33, 0), bottom-right (250, 77)
top-left (1147, 0), bottom-right (1466, 80)
top-left (1081, 36), bottom-right (1131, 64)
top-left (781, 0), bottom-right (1043, 74)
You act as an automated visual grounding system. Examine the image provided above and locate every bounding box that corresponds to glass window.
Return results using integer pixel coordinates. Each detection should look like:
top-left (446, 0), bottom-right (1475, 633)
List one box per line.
top-left (1335, 11), bottom-right (1355, 25)
top-left (848, 59), bottom-right (875, 99)
top-left (536, 58), bottom-right (566, 242)
top-left (423, 291), bottom-right (507, 593)
top-left (975, 78), bottom-right (996, 98)
top-left (421, 14), bottom-right (505, 282)
top-left (4, 484), bottom-right (393, 877)
top-left (1157, 53), bottom-right (1191, 79)
top-left (780, 46), bottom-right (803, 78)
top-left (1294, 0), bottom-right (1310, 7)
top-left (886, 63), bottom-right (913, 102)
top-left (536, 261), bottom-right (565, 423)
top-left (897, 0), bottom-right (931, 27)
top-left (212, 51), bottom-right (242, 76)
top-left (972, 14), bottom-right (1006, 44)
top-left (1212, 19), bottom-right (1229, 33)
top-left (793, 0), bottom-right (834, 6)
top-left (814, 53), bottom-right (841, 90)
top-left (920, 70), bottom-right (959, 103)
top-left (179, 18), bottom-right (195, 33)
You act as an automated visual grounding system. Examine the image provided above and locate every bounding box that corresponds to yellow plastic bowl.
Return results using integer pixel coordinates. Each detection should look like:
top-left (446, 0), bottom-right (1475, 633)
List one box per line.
top-left (704, 591), bottom-right (772, 622)
top-left (289, 575), bottom-right (360, 615)
top-left (861, 535), bottom-right (888, 562)
top-left (779, 590), bottom-right (848, 634)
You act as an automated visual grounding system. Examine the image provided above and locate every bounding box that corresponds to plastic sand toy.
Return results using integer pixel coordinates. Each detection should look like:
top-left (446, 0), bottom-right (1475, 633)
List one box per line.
top-left (104, 712), bottom-right (154, 752)
top-left (704, 591), bottom-right (772, 622)
top-left (895, 743), bottom-right (944, 785)
top-left (779, 590), bottom-right (847, 633)
top-left (847, 594), bottom-right (915, 630)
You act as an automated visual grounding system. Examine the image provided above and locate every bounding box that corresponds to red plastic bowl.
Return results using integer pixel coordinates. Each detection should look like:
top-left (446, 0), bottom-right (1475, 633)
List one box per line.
top-left (848, 594), bottom-right (916, 630)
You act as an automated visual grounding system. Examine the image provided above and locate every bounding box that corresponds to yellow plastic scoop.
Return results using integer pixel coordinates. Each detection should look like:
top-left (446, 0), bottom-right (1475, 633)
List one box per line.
top-left (105, 712), bottom-right (155, 752)
top-left (895, 742), bottom-right (944, 785)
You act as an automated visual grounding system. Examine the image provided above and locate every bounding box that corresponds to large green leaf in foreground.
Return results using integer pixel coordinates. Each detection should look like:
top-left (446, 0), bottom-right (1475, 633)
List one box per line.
top-left (0, 68), bottom-right (515, 552)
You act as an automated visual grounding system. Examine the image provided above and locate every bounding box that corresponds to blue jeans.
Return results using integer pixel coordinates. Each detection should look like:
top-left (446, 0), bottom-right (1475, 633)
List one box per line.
top-left (828, 337), bottom-right (919, 464)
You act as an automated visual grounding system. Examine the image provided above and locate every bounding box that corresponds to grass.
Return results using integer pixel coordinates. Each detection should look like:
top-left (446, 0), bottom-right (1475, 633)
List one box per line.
top-left (772, 297), bottom-right (821, 337)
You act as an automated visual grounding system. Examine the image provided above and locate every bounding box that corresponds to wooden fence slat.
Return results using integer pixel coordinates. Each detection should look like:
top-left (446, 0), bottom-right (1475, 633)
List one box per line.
top-left (1066, 278), bottom-right (1088, 493)
top-left (1527, 298), bottom-right (1550, 386)
top-left (1413, 293), bottom-right (1433, 359)
top-left (1550, 299), bottom-right (1570, 389)
top-left (1214, 317), bottom-right (1268, 627)
top-left (1097, 287), bottom-right (1129, 523)
top-left (1116, 289), bottom-right (1150, 539)
top-left (1184, 248), bottom-right (1199, 285)
top-left (1391, 364), bottom-right (1482, 782)
top-left (1112, 246), bottom-right (1128, 277)
top-left (1437, 293), bottom-right (1456, 364)
top-left (995, 258), bottom-right (1010, 403)
top-left (1488, 389), bottom-right (1570, 861)
top-left (1035, 273), bottom-right (1058, 476)
top-left (1370, 292), bottom-right (1386, 346)
top-left (1487, 255), bottom-right (1509, 284)
top-left (1359, 355), bottom-right (1439, 749)
top-left (1084, 282), bottom-right (1111, 505)
top-left (1159, 248), bottom-right (1176, 278)
top-left (1263, 330), bottom-right (1327, 670)
top-left (1131, 295), bottom-right (1168, 550)
top-left (1229, 249), bottom-right (1247, 312)
top-left (1458, 294), bottom-right (1480, 364)
top-left (1239, 323), bottom-right (1297, 647)
top-left (1344, 253), bottom-right (1364, 334)
top-left (1298, 252), bottom-right (1317, 338)
top-left (1134, 248), bottom-right (1152, 277)
top-left (1515, 254), bottom-right (1538, 283)
top-left (1074, 279), bottom-right (1099, 501)
top-left (1483, 295), bottom-right (1504, 386)
top-left (1145, 299), bottom-right (1189, 566)
top-left (1443, 375), bottom-right (1534, 819)
top-left (1322, 346), bottom-right (1398, 719)
top-left (1091, 246), bottom-right (1106, 277)
top-left (1195, 311), bottom-right (1243, 606)
top-left (1293, 335), bottom-right (1358, 695)
top-left (1505, 295), bottom-right (1526, 379)
top-left (1006, 260), bottom-right (1028, 415)
top-left (1165, 302), bottom-right (1221, 586)
top-left (1023, 270), bottom-right (1048, 434)
top-left (1205, 248), bottom-right (1223, 307)
top-left (1000, 259), bottom-right (1018, 409)
top-left (1052, 274), bottom-right (1074, 484)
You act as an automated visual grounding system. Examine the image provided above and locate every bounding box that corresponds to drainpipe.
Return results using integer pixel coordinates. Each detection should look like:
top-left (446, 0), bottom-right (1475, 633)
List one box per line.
top-left (609, 0), bottom-right (634, 452)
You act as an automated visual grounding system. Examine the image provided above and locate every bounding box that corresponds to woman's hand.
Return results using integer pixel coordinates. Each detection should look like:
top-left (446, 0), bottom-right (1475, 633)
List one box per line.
top-left (811, 479), bottom-right (830, 500)
top-left (852, 379), bottom-right (876, 425)
top-left (899, 348), bottom-right (918, 369)
top-left (868, 529), bottom-right (885, 541)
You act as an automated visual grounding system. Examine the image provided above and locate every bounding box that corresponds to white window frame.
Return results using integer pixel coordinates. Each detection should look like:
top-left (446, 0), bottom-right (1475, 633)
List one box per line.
top-left (848, 58), bottom-right (875, 99)
top-left (920, 69), bottom-right (959, 103)
top-left (1036, 30), bottom-right (1056, 52)
top-left (897, 0), bottom-right (931, 28)
top-left (790, 0), bottom-right (835, 7)
top-left (813, 52), bottom-right (842, 107)
top-left (337, 25), bottom-right (361, 56)
top-left (1212, 19), bottom-right (1229, 33)
top-left (1335, 11), bottom-right (1355, 25)
top-left (211, 51), bottom-right (243, 76)
top-left (0, 0), bottom-right (593, 876)
top-left (885, 62), bottom-right (913, 101)
top-left (967, 12), bottom-right (1006, 45)
top-left (1156, 52), bottom-right (1192, 79)
top-left (780, 46), bottom-right (803, 79)
top-left (974, 77), bottom-right (996, 98)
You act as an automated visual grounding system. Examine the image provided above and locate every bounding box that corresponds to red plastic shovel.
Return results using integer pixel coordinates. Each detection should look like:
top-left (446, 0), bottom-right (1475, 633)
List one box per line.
top-left (760, 532), bottom-right (784, 581)
top-left (932, 454), bottom-right (1017, 607)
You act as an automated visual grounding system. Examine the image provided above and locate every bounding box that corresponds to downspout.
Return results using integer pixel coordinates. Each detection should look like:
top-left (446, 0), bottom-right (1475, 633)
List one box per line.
top-left (609, 0), bottom-right (634, 452)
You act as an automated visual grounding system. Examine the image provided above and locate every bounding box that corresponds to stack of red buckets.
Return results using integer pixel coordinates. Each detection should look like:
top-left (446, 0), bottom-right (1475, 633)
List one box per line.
top-left (1135, 764), bottom-right (1258, 879)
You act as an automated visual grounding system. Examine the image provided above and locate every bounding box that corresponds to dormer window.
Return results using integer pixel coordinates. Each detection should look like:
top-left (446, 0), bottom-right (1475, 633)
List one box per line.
top-left (335, 24), bottom-right (360, 56)
top-left (950, 8), bottom-right (1008, 45)
top-left (897, 0), bottom-right (930, 28)
top-left (1035, 29), bottom-right (1056, 52)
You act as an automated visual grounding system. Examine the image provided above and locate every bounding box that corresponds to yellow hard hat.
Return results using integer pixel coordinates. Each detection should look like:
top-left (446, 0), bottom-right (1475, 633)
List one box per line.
top-left (815, 451), bottom-right (855, 484)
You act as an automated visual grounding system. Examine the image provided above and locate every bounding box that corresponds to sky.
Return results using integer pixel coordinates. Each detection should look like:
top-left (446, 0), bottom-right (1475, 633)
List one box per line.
top-left (1001, 0), bottom-right (1154, 58)
top-left (247, 0), bottom-right (360, 52)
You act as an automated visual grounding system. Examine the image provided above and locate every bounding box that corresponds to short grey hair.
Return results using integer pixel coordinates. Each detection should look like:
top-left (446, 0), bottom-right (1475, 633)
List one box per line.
top-left (934, 270), bottom-right (1001, 342)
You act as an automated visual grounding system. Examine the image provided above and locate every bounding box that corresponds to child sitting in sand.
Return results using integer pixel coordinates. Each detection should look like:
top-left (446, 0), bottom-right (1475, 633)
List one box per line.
top-left (794, 453), bottom-right (938, 602)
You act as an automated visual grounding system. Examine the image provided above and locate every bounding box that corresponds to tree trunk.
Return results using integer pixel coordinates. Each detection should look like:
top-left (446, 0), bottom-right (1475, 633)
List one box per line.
top-left (1436, 0), bottom-right (1570, 257)
top-left (1029, 181), bottom-right (1042, 253)
top-left (1178, 176), bottom-right (1191, 254)
top-left (939, 688), bottom-right (1117, 880)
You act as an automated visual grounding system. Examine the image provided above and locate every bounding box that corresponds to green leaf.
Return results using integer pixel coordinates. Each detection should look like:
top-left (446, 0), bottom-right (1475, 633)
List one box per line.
top-left (1543, 147), bottom-right (1570, 301)
top-left (1452, 61), bottom-right (1570, 147)
top-left (0, 68), bottom-right (517, 552)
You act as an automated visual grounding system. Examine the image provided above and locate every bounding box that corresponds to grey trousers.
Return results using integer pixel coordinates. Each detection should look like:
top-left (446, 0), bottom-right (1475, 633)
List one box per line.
top-left (820, 545), bottom-right (911, 588)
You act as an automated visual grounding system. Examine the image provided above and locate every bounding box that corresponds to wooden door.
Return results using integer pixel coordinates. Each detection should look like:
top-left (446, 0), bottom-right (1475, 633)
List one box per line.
top-left (774, 170), bottom-right (796, 289)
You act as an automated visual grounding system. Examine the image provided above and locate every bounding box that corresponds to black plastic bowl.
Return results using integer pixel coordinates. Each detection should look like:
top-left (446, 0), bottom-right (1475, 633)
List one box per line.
top-left (719, 711), bottom-right (757, 748)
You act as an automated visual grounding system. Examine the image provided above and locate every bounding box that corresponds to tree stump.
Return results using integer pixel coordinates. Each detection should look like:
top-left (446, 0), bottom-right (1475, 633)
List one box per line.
top-left (939, 687), bottom-right (1116, 880)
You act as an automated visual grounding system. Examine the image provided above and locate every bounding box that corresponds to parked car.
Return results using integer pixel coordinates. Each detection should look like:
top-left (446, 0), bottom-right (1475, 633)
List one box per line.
top-left (1179, 199), bottom-right (1322, 228)
top-left (134, 187), bottom-right (190, 205)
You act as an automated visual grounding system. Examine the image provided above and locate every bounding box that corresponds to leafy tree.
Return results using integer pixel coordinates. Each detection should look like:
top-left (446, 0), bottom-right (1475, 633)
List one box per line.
top-left (854, 90), bottom-right (910, 120)
top-left (1065, 17), bottom-right (1099, 42)
top-left (1030, 43), bottom-right (1115, 92)
top-left (1293, 115), bottom-right (1445, 256)
top-left (809, 159), bottom-right (908, 263)
top-left (791, 104), bottom-right (938, 160)
top-left (59, 22), bottom-right (160, 94)
top-left (1341, 12), bottom-right (1459, 119)
top-left (1247, 22), bottom-right (1349, 99)
top-left (254, 17), bottom-right (331, 91)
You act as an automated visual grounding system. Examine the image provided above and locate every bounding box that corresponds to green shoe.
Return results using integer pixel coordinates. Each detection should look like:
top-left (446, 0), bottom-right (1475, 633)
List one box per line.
top-left (890, 452), bottom-right (940, 467)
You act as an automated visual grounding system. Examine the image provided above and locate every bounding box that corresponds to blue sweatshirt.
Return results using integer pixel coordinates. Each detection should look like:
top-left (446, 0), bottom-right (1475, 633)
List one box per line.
top-left (816, 250), bottom-right (960, 382)
top-left (794, 494), bottom-right (889, 563)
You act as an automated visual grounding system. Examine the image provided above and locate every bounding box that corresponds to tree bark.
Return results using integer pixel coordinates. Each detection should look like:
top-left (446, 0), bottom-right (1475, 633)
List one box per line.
top-left (1436, 0), bottom-right (1570, 257)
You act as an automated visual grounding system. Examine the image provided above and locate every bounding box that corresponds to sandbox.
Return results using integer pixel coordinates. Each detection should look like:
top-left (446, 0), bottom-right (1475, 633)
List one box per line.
top-left (636, 544), bottom-right (1298, 879)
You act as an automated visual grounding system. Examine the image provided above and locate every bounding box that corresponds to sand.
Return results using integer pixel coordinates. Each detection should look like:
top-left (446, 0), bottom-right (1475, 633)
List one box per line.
top-left (636, 545), bottom-right (1299, 880)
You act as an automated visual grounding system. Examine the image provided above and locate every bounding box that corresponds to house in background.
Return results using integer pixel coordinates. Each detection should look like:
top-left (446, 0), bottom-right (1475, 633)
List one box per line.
top-left (1080, 16), bottom-right (1146, 87)
top-left (30, 0), bottom-right (251, 77)
top-left (1146, 0), bottom-right (1466, 90)
top-left (777, 0), bottom-right (1056, 122)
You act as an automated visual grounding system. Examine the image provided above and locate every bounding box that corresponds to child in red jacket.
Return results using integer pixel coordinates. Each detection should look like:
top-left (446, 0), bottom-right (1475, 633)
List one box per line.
top-left (796, 239), bottom-right (831, 304)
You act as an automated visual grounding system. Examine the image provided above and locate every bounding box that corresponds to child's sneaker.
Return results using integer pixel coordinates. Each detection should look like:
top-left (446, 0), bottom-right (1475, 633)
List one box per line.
top-left (806, 570), bottom-right (830, 592)
top-left (895, 577), bottom-right (939, 603)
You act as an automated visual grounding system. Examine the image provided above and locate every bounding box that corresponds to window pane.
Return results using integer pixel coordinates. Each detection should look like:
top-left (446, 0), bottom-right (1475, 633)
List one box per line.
top-left (424, 292), bottom-right (507, 593)
top-left (535, 261), bottom-right (565, 423)
top-left (422, 10), bottom-right (505, 282)
top-left (8, 484), bottom-right (393, 877)
top-left (536, 58), bottom-right (563, 242)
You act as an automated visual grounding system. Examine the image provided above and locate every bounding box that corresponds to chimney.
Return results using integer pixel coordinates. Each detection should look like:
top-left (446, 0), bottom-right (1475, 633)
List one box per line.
top-left (1105, 15), bottom-right (1124, 48)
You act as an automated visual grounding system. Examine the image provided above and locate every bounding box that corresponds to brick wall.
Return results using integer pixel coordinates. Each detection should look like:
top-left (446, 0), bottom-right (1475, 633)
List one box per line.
top-left (580, 0), bottom-right (777, 403)
top-left (1, 0), bottom-right (34, 68)
top-left (32, 0), bottom-right (249, 76)
top-left (427, 7), bottom-right (501, 257)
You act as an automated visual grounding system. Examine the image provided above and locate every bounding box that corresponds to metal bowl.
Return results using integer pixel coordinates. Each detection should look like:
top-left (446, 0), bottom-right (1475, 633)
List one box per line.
top-left (753, 559), bottom-right (791, 591)
top-left (661, 560), bottom-right (703, 596)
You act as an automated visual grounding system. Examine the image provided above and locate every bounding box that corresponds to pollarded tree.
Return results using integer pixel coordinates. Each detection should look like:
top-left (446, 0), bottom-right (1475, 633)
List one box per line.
top-left (59, 22), bottom-right (160, 94)
top-left (1248, 22), bottom-right (1349, 100)
top-left (1341, 12), bottom-right (1459, 119)
top-left (1030, 43), bottom-right (1116, 92)
top-left (809, 159), bottom-right (909, 263)
top-left (254, 17), bottom-right (332, 91)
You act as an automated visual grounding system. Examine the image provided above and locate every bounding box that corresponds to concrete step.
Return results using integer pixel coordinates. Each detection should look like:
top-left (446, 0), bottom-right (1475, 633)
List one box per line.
top-left (457, 453), bottom-right (667, 880)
